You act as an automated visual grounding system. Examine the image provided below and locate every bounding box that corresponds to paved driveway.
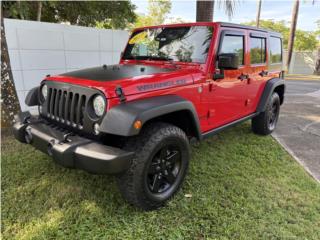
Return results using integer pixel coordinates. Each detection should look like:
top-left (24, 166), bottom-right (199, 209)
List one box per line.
top-left (273, 80), bottom-right (320, 182)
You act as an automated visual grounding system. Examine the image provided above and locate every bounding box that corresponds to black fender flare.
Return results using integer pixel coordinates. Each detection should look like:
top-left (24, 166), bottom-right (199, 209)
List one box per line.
top-left (99, 95), bottom-right (201, 139)
top-left (256, 78), bottom-right (285, 112)
top-left (25, 87), bottom-right (40, 106)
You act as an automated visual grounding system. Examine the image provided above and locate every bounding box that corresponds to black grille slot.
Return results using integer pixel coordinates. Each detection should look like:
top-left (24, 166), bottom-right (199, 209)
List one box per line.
top-left (47, 87), bottom-right (86, 128)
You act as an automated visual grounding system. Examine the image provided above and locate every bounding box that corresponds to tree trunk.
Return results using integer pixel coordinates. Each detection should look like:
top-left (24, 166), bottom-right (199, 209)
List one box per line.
top-left (314, 47), bottom-right (320, 75)
top-left (37, 1), bottom-right (42, 21)
top-left (1, 12), bottom-right (21, 127)
top-left (256, 0), bottom-right (262, 27)
top-left (286, 0), bottom-right (299, 72)
top-left (196, 0), bottom-right (214, 22)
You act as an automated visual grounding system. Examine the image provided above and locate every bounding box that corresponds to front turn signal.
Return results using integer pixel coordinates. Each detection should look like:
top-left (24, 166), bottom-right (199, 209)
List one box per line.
top-left (134, 120), bottom-right (142, 130)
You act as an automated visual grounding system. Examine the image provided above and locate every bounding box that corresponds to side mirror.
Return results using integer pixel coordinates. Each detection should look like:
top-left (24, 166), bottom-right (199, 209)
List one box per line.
top-left (218, 53), bottom-right (239, 70)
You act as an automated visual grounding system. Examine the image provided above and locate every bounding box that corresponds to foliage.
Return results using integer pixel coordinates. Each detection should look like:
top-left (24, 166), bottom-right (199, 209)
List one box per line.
top-left (132, 0), bottom-right (172, 29)
top-left (2, 1), bottom-right (136, 29)
top-left (2, 123), bottom-right (320, 239)
top-left (217, 0), bottom-right (238, 19)
top-left (244, 20), bottom-right (319, 51)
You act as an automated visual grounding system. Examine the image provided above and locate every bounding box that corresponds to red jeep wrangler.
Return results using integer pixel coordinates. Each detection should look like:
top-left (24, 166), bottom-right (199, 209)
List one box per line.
top-left (14, 22), bottom-right (285, 210)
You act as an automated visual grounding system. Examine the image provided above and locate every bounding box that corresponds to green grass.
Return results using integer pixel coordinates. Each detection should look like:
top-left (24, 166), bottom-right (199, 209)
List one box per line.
top-left (2, 123), bottom-right (320, 240)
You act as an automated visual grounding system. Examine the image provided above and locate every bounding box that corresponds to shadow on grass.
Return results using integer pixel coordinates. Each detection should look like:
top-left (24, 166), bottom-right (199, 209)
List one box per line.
top-left (2, 123), bottom-right (320, 239)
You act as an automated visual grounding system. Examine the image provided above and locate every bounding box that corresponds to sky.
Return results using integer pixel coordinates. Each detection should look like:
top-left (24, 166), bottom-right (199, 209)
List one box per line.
top-left (131, 0), bottom-right (320, 31)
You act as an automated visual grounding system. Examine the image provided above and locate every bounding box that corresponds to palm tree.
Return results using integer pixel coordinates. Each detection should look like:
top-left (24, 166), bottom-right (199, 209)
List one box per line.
top-left (313, 9), bottom-right (320, 75)
top-left (1, 8), bottom-right (21, 127)
top-left (196, 0), bottom-right (237, 22)
top-left (256, 0), bottom-right (262, 27)
top-left (286, 0), bottom-right (300, 72)
top-left (315, 48), bottom-right (320, 75)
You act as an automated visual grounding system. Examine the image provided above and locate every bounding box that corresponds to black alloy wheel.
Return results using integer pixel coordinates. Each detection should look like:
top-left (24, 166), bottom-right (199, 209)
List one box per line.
top-left (117, 122), bottom-right (190, 210)
top-left (251, 92), bottom-right (281, 135)
top-left (268, 100), bottom-right (280, 130)
top-left (146, 145), bottom-right (181, 194)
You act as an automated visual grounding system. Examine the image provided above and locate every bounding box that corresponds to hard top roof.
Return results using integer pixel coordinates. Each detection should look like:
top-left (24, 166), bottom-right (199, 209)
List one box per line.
top-left (217, 22), bottom-right (282, 37)
top-left (133, 22), bottom-right (282, 38)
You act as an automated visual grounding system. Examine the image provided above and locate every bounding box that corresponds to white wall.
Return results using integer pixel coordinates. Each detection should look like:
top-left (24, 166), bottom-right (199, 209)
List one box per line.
top-left (4, 18), bottom-right (129, 111)
top-left (283, 50), bottom-right (317, 75)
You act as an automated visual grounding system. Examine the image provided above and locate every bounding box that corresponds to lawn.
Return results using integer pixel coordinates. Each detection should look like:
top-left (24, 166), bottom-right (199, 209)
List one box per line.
top-left (2, 123), bottom-right (320, 240)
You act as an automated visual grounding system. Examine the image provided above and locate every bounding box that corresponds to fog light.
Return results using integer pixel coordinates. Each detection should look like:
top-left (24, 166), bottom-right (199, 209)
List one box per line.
top-left (93, 123), bottom-right (100, 135)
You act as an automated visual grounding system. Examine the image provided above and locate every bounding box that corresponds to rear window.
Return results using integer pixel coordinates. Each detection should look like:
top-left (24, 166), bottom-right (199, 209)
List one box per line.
top-left (250, 37), bottom-right (266, 64)
top-left (270, 37), bottom-right (282, 64)
top-left (220, 35), bottom-right (244, 65)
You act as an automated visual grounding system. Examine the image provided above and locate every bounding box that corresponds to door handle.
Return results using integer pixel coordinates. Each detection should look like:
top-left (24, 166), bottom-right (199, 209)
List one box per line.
top-left (259, 70), bottom-right (268, 77)
top-left (238, 73), bottom-right (249, 81)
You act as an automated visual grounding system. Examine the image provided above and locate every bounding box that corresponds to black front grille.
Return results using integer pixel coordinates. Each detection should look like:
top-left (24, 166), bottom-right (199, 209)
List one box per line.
top-left (40, 81), bottom-right (105, 135)
top-left (47, 87), bottom-right (87, 128)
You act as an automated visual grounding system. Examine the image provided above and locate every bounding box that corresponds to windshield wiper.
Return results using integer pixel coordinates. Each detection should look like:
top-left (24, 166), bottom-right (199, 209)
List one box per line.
top-left (147, 56), bottom-right (173, 61)
top-left (125, 55), bottom-right (173, 61)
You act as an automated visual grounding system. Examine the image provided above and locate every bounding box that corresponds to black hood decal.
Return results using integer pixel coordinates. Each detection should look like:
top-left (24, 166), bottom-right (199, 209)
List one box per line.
top-left (60, 64), bottom-right (175, 81)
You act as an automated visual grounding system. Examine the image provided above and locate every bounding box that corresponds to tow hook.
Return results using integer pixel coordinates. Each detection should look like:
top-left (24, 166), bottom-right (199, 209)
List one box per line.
top-left (47, 139), bottom-right (55, 156)
top-left (25, 126), bottom-right (32, 144)
top-left (62, 132), bottom-right (74, 143)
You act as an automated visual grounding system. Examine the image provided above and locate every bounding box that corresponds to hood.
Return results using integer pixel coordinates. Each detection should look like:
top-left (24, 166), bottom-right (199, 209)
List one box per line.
top-left (60, 64), bottom-right (175, 81)
top-left (46, 64), bottom-right (201, 98)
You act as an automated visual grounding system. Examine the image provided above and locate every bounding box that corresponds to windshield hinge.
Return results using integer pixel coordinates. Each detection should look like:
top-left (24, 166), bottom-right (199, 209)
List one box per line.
top-left (115, 85), bottom-right (126, 103)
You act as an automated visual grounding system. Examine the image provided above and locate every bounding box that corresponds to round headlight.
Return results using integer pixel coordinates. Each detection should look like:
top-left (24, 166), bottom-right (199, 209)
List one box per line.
top-left (41, 84), bottom-right (48, 100)
top-left (93, 95), bottom-right (105, 117)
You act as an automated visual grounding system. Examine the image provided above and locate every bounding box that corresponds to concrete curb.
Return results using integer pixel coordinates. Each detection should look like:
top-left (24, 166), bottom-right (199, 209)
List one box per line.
top-left (272, 133), bottom-right (320, 184)
top-left (285, 75), bottom-right (320, 81)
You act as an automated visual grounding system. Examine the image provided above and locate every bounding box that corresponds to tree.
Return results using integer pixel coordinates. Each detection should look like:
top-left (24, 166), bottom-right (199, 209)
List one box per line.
top-left (1, 8), bottom-right (21, 127)
top-left (256, 0), bottom-right (262, 27)
top-left (196, 0), bottom-right (237, 22)
top-left (2, 1), bottom-right (137, 29)
top-left (244, 20), bottom-right (318, 51)
top-left (36, 1), bottom-right (42, 21)
top-left (313, 20), bottom-right (320, 75)
top-left (133, 0), bottom-right (172, 28)
top-left (196, 0), bottom-right (214, 22)
top-left (287, 0), bottom-right (300, 71)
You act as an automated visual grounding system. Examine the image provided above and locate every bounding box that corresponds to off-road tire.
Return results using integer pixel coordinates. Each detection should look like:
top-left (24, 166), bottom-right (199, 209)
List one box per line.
top-left (252, 92), bottom-right (280, 135)
top-left (117, 122), bottom-right (190, 210)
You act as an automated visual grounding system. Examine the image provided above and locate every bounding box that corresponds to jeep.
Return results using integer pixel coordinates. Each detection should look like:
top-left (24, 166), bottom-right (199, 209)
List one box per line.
top-left (13, 22), bottom-right (285, 210)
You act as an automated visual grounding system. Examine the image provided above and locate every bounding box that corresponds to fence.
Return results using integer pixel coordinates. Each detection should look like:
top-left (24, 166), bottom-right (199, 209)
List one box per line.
top-left (283, 50), bottom-right (317, 75)
top-left (4, 18), bottom-right (129, 112)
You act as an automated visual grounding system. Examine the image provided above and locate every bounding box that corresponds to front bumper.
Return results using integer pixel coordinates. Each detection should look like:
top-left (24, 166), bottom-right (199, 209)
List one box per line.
top-left (13, 112), bottom-right (134, 174)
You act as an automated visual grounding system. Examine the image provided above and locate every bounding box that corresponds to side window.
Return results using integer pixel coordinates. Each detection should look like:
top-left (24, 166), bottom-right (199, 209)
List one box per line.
top-left (250, 37), bottom-right (266, 64)
top-left (220, 35), bottom-right (244, 65)
top-left (270, 37), bottom-right (282, 64)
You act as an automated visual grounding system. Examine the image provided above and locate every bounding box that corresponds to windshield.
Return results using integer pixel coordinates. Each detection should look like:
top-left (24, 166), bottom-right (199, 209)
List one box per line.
top-left (122, 26), bottom-right (213, 63)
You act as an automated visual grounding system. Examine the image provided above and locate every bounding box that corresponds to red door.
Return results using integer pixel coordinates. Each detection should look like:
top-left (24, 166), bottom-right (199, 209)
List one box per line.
top-left (202, 29), bottom-right (250, 131)
top-left (244, 31), bottom-right (269, 114)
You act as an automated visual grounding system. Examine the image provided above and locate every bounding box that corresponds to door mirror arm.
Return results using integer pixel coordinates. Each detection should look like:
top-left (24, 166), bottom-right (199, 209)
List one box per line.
top-left (213, 70), bottom-right (225, 80)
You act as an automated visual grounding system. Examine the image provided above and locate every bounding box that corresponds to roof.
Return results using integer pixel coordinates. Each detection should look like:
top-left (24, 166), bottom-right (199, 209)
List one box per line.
top-left (133, 21), bottom-right (282, 38)
top-left (217, 22), bottom-right (282, 38)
